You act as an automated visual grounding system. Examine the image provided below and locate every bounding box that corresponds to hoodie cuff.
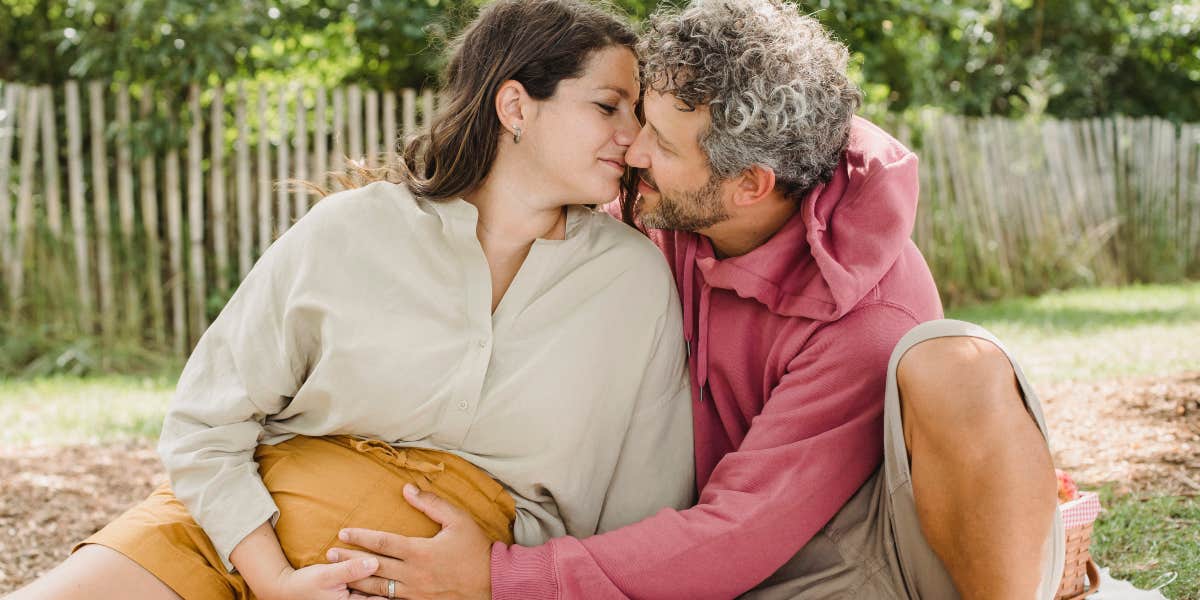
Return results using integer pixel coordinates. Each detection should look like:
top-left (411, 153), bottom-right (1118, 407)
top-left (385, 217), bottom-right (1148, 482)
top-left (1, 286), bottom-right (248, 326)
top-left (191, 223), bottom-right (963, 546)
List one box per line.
top-left (490, 541), bottom-right (559, 600)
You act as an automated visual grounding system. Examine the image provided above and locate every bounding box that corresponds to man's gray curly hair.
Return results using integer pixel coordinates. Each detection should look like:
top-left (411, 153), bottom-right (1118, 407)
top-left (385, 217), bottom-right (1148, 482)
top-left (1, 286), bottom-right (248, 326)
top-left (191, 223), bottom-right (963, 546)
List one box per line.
top-left (638, 0), bottom-right (861, 200)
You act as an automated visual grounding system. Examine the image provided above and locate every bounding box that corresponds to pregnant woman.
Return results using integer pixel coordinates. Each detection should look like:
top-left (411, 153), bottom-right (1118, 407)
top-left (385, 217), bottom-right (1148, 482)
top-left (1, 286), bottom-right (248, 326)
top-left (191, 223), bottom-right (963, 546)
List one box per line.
top-left (8, 1), bottom-right (693, 598)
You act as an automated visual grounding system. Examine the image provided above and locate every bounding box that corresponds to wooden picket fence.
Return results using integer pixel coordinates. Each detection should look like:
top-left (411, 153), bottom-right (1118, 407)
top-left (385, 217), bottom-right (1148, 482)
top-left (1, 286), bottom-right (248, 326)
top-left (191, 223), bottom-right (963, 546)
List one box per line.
top-left (0, 79), bottom-right (1198, 358)
top-left (888, 111), bottom-right (1200, 302)
top-left (0, 80), bottom-right (438, 356)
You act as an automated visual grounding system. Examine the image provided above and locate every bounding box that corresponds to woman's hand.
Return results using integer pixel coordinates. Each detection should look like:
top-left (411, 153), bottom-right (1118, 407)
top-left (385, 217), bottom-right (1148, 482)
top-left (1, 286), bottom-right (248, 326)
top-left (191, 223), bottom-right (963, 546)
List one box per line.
top-left (260, 557), bottom-right (380, 600)
top-left (334, 484), bottom-right (493, 600)
top-left (233, 520), bottom-right (378, 600)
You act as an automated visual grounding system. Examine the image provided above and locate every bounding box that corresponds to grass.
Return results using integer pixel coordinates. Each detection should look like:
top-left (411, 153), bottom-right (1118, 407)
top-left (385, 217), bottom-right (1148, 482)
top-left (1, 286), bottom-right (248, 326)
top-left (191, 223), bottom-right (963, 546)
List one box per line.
top-left (947, 281), bottom-right (1200, 383)
top-left (948, 281), bottom-right (1200, 599)
top-left (1, 282), bottom-right (1197, 596)
top-left (0, 375), bottom-right (173, 445)
top-left (1092, 487), bottom-right (1199, 599)
top-left (0, 320), bottom-right (183, 380)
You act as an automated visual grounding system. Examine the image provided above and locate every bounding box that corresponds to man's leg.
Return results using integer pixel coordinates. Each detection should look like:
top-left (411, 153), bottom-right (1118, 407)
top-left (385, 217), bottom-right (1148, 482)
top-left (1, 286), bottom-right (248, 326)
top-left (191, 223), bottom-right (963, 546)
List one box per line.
top-left (896, 334), bottom-right (1058, 600)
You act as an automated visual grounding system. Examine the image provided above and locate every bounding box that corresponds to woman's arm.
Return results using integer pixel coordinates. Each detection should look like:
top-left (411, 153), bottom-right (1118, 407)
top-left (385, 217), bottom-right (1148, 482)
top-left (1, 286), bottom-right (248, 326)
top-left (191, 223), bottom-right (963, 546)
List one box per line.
top-left (231, 520), bottom-right (383, 600)
top-left (230, 521), bottom-right (296, 596)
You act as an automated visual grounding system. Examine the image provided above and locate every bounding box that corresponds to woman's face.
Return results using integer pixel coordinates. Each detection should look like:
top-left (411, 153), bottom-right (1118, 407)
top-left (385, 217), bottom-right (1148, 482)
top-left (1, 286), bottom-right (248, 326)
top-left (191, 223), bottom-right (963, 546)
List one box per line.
top-left (523, 45), bottom-right (641, 206)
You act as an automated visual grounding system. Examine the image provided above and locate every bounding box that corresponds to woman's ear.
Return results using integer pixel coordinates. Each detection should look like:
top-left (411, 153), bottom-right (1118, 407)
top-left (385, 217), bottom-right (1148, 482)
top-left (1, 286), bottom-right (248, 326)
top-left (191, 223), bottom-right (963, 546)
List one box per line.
top-left (495, 80), bottom-right (531, 139)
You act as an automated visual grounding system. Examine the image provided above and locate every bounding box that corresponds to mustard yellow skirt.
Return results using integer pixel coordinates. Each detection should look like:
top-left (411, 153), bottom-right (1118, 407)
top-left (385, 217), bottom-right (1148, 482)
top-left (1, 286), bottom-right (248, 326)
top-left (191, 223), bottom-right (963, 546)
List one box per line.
top-left (74, 435), bottom-right (516, 599)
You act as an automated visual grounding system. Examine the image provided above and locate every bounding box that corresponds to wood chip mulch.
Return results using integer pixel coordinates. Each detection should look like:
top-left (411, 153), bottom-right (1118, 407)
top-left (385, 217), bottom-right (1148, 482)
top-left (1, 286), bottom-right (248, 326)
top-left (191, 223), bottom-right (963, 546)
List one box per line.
top-left (1041, 372), bottom-right (1200, 496)
top-left (0, 442), bottom-right (164, 593)
top-left (1, 373), bottom-right (1197, 593)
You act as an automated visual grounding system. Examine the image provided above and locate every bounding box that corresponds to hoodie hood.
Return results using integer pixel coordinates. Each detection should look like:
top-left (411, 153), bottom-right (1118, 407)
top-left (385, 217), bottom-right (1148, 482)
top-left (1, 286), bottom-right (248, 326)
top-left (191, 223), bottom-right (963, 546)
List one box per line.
top-left (684, 116), bottom-right (920, 323)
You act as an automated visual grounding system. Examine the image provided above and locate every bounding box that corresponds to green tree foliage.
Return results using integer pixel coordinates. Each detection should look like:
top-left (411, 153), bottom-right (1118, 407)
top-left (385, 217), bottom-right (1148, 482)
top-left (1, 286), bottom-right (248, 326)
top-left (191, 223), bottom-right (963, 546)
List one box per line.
top-left (0, 0), bottom-right (480, 88)
top-left (2, 0), bottom-right (1198, 119)
top-left (820, 0), bottom-right (1200, 120)
top-left (1, 0), bottom-right (77, 83)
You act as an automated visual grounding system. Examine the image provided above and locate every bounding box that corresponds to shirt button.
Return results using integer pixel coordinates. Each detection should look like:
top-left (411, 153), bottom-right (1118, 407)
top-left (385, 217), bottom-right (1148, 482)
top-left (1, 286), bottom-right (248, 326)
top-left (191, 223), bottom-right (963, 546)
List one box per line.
top-left (458, 401), bottom-right (468, 410)
top-left (477, 339), bottom-right (488, 348)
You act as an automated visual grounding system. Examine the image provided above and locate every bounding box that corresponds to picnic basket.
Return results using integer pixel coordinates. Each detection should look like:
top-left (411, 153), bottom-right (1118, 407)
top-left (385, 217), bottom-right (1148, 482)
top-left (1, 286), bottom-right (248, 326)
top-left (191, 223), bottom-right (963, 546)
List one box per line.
top-left (1055, 491), bottom-right (1103, 600)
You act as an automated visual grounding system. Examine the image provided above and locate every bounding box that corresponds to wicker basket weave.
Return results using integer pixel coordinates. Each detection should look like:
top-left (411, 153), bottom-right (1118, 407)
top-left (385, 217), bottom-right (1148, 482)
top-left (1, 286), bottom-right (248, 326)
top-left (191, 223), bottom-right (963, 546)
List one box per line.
top-left (1055, 492), bottom-right (1102, 600)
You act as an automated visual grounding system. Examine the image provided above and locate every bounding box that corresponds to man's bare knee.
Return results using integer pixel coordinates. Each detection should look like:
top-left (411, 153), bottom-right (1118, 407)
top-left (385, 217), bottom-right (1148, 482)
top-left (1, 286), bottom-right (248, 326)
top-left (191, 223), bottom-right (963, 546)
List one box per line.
top-left (897, 335), bottom-right (1031, 458)
top-left (898, 336), bottom-right (1019, 419)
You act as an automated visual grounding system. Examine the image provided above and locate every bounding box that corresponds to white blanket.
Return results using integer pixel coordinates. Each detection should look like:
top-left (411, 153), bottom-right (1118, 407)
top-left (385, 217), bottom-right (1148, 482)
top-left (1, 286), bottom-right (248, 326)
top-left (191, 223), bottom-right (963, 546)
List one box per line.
top-left (1092, 566), bottom-right (1174, 600)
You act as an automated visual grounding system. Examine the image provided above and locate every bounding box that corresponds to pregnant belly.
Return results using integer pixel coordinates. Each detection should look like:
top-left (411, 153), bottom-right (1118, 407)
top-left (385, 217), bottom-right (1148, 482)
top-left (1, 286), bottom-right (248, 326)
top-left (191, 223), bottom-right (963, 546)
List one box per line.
top-left (255, 435), bottom-right (515, 568)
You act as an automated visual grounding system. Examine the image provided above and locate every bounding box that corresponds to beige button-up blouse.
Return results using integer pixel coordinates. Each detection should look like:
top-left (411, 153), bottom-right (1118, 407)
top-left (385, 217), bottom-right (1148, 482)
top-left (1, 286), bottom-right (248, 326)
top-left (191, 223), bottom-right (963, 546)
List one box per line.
top-left (157, 181), bottom-right (694, 571)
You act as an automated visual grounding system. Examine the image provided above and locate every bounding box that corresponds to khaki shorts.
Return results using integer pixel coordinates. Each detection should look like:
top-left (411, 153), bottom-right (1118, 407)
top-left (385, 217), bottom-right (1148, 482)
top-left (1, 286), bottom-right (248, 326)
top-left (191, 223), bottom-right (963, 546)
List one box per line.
top-left (75, 435), bottom-right (516, 600)
top-left (745, 319), bottom-right (1065, 599)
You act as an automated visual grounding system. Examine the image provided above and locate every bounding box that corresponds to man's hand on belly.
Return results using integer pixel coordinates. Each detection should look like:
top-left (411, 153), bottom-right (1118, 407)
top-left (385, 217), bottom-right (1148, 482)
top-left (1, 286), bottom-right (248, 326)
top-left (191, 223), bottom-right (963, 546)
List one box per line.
top-left (330, 484), bottom-right (493, 600)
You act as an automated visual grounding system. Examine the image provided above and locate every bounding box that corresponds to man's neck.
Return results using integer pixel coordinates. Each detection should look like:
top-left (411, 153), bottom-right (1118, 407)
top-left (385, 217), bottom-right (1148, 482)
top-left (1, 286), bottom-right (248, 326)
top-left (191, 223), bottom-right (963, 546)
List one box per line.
top-left (701, 198), bottom-right (799, 259)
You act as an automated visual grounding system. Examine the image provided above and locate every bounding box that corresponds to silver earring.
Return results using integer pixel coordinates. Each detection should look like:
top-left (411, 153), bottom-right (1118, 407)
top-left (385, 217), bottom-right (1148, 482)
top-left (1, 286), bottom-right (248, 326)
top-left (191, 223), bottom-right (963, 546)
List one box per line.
top-left (513, 126), bottom-right (522, 144)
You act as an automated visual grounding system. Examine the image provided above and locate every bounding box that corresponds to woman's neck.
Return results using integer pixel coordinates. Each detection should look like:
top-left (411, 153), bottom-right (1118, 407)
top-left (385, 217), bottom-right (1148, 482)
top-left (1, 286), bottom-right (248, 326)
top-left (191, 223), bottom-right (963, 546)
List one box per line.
top-left (462, 158), bottom-right (568, 313)
top-left (464, 158), bottom-right (567, 246)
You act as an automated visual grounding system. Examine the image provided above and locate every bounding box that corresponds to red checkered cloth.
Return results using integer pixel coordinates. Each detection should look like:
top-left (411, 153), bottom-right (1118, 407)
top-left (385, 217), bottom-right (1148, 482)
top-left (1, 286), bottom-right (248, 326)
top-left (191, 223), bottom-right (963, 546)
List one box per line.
top-left (1060, 491), bottom-right (1102, 529)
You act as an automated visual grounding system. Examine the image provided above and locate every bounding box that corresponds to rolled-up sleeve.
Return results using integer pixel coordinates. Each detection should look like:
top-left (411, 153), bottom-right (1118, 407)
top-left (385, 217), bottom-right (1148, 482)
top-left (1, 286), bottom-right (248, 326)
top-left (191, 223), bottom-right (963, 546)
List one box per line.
top-left (157, 215), bottom-right (318, 572)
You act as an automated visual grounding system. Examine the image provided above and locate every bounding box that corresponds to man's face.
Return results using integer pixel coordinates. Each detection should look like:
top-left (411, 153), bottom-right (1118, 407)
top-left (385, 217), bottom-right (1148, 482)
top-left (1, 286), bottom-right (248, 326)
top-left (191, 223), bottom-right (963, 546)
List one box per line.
top-left (625, 90), bottom-right (732, 232)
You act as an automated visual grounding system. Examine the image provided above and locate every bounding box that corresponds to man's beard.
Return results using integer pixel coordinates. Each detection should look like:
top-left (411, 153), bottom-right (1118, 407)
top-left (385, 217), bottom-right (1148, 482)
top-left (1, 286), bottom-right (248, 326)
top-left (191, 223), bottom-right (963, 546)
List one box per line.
top-left (638, 172), bottom-right (729, 232)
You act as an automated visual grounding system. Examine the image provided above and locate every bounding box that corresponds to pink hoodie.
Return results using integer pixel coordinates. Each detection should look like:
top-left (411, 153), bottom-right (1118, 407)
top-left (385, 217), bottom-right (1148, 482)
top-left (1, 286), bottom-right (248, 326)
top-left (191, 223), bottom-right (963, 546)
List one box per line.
top-left (491, 116), bottom-right (944, 599)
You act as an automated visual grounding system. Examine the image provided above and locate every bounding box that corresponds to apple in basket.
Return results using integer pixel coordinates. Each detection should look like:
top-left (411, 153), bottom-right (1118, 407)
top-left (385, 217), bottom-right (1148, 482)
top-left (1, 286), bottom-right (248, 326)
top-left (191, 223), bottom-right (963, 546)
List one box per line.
top-left (1056, 468), bottom-right (1079, 503)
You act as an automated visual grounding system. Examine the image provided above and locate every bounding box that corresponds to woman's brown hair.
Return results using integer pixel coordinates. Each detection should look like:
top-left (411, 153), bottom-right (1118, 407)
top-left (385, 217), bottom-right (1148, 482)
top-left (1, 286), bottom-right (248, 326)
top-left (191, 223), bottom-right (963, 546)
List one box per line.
top-left (313, 0), bottom-right (638, 204)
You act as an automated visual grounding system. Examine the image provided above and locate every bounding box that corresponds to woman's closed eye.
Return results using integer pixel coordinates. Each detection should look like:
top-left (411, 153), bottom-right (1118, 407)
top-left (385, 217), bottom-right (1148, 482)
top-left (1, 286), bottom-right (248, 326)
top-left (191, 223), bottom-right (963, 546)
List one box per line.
top-left (595, 102), bottom-right (618, 115)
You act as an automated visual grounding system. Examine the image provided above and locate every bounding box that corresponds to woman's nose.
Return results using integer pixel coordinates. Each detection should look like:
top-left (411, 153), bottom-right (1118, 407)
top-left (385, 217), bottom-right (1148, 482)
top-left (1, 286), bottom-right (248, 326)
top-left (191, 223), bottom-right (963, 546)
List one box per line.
top-left (613, 111), bottom-right (640, 147)
top-left (625, 125), bottom-right (651, 169)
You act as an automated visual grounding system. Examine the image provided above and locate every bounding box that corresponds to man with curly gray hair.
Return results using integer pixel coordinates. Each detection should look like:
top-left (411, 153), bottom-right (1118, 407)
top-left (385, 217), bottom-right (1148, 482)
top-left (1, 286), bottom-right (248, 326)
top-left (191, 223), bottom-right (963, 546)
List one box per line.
top-left (356, 0), bottom-right (1064, 598)
top-left (631, 0), bottom-right (863, 233)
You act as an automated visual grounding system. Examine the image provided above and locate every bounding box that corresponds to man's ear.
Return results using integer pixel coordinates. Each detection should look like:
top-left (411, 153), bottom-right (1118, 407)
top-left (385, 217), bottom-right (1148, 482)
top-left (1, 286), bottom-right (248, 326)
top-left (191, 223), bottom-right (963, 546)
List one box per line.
top-left (495, 80), bottom-right (532, 139)
top-left (731, 164), bottom-right (777, 207)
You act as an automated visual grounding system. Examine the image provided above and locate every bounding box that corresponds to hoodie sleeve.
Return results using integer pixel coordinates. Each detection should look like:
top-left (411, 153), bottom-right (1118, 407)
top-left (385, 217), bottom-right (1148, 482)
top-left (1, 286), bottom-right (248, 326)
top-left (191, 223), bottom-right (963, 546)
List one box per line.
top-left (490, 302), bottom-right (920, 599)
